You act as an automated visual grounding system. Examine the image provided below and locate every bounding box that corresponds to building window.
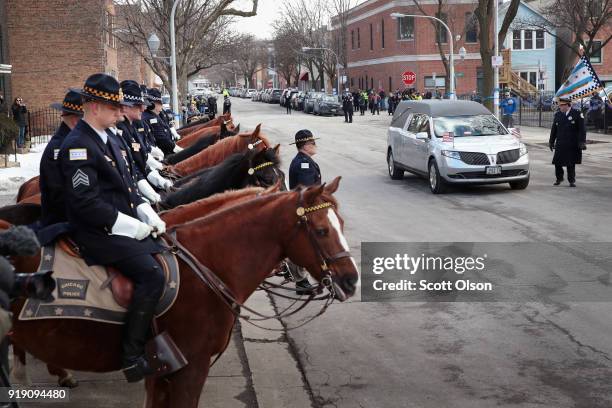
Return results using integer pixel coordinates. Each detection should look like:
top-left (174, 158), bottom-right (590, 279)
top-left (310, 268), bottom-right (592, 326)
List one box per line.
top-left (382, 19), bottom-right (385, 48)
top-left (105, 11), bottom-right (116, 48)
top-left (351, 30), bottom-right (355, 49)
top-left (519, 71), bottom-right (537, 87)
top-left (591, 40), bottom-right (602, 63)
top-left (524, 30), bottom-right (533, 49)
top-left (370, 23), bottom-right (373, 50)
top-left (465, 12), bottom-right (478, 43)
top-left (512, 30), bottom-right (522, 49)
top-left (371, 77), bottom-right (374, 89)
top-left (535, 30), bottom-right (544, 49)
top-left (357, 28), bottom-right (360, 48)
top-left (350, 77), bottom-right (354, 87)
top-left (389, 76), bottom-right (392, 92)
top-left (435, 13), bottom-right (447, 43)
top-left (397, 16), bottom-right (414, 40)
top-left (424, 76), bottom-right (446, 88)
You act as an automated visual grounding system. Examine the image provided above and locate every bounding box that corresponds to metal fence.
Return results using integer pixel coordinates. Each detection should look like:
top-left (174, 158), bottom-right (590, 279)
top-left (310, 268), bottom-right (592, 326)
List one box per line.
top-left (457, 91), bottom-right (611, 135)
top-left (27, 107), bottom-right (60, 145)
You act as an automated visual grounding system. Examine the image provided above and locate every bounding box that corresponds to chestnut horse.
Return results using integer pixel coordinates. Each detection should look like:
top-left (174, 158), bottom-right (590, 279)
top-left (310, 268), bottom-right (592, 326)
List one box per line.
top-left (9, 184), bottom-right (282, 388)
top-left (177, 118), bottom-right (238, 149)
top-left (166, 125), bottom-right (269, 177)
top-left (177, 113), bottom-right (231, 137)
top-left (16, 176), bottom-right (39, 203)
top-left (9, 179), bottom-right (358, 407)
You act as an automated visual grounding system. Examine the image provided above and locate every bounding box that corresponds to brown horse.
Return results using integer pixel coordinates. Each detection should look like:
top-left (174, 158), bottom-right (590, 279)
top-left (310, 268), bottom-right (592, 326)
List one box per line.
top-left (177, 118), bottom-right (238, 149)
top-left (16, 176), bottom-right (39, 203)
top-left (166, 125), bottom-right (269, 177)
top-left (177, 113), bottom-right (231, 137)
top-left (9, 178), bottom-right (358, 407)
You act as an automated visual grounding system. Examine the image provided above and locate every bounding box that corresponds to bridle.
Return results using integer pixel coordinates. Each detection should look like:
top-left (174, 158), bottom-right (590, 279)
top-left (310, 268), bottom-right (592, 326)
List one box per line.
top-left (162, 189), bottom-right (352, 329)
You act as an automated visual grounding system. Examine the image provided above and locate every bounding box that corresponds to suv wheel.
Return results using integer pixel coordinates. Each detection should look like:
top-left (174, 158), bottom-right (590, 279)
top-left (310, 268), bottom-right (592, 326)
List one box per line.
top-left (428, 160), bottom-right (447, 194)
top-left (387, 151), bottom-right (404, 180)
top-left (509, 176), bottom-right (529, 190)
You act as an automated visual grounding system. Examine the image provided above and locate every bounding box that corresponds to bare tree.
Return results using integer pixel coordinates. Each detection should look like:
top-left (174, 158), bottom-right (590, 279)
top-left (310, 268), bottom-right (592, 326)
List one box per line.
top-left (328, 0), bottom-right (358, 89)
top-left (234, 35), bottom-right (267, 88)
top-left (515, 0), bottom-right (611, 78)
top-left (272, 26), bottom-right (301, 87)
top-left (474, 0), bottom-right (521, 111)
top-left (114, 0), bottom-right (258, 98)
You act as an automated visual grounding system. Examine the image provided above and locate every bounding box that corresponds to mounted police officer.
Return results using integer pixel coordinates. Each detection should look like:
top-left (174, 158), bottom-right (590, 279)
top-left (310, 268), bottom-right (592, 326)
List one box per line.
top-left (60, 73), bottom-right (167, 382)
top-left (117, 80), bottom-right (172, 202)
top-left (549, 97), bottom-right (587, 187)
top-left (141, 88), bottom-right (182, 157)
top-left (287, 130), bottom-right (321, 294)
top-left (37, 91), bottom-right (84, 245)
top-left (342, 89), bottom-right (353, 123)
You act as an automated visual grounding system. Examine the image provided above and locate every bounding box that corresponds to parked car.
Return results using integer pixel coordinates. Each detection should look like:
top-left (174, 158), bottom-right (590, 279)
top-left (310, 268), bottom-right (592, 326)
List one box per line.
top-left (387, 100), bottom-right (530, 194)
top-left (262, 88), bottom-right (272, 103)
top-left (269, 89), bottom-right (283, 103)
top-left (162, 94), bottom-right (170, 110)
top-left (304, 92), bottom-right (324, 114)
top-left (291, 92), bottom-right (305, 111)
top-left (313, 94), bottom-right (343, 116)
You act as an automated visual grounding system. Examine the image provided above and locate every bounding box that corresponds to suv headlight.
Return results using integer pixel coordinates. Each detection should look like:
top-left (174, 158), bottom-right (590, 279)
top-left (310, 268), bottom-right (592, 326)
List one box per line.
top-left (441, 150), bottom-right (461, 160)
top-left (519, 143), bottom-right (528, 156)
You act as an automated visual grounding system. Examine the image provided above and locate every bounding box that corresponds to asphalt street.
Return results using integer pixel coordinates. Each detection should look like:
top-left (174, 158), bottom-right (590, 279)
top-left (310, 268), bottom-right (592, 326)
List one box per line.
top-left (3, 97), bottom-right (612, 407)
top-left (232, 97), bottom-right (612, 408)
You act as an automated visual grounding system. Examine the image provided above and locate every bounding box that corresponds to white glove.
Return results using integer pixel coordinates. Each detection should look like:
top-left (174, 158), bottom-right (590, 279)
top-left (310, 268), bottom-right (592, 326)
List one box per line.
top-left (151, 146), bottom-right (164, 161)
top-left (111, 212), bottom-right (152, 240)
top-left (147, 169), bottom-right (173, 189)
top-left (137, 179), bottom-right (161, 204)
top-left (146, 155), bottom-right (164, 171)
top-left (170, 127), bottom-right (181, 141)
top-left (173, 144), bottom-right (184, 153)
top-left (137, 203), bottom-right (166, 238)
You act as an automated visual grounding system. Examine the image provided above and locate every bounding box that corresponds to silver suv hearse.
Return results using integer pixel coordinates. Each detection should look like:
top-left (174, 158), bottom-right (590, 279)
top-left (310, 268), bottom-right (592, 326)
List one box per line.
top-left (386, 100), bottom-right (529, 194)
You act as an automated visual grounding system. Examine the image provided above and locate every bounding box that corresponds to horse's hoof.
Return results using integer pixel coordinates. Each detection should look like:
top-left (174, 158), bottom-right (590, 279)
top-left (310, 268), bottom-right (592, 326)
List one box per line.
top-left (58, 374), bottom-right (78, 388)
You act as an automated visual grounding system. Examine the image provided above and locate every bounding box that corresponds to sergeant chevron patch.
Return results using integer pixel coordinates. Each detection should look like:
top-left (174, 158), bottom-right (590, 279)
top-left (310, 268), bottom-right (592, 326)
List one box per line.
top-left (72, 169), bottom-right (90, 189)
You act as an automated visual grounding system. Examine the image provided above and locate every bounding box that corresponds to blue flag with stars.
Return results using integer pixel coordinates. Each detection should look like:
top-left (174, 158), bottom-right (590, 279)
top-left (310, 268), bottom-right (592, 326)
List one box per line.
top-left (555, 54), bottom-right (603, 101)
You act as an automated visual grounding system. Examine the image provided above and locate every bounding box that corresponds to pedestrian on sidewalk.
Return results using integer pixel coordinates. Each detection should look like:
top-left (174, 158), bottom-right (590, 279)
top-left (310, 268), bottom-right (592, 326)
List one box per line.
top-left (286, 97), bottom-right (292, 114)
top-left (372, 92), bottom-right (381, 115)
top-left (500, 91), bottom-right (516, 128)
top-left (11, 97), bottom-right (27, 148)
top-left (549, 97), bottom-right (586, 187)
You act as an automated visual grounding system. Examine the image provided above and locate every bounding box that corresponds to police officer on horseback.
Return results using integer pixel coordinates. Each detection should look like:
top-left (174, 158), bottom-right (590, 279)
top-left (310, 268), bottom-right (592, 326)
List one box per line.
top-left (38, 90), bottom-right (84, 245)
top-left (142, 88), bottom-right (182, 157)
top-left (59, 73), bottom-right (167, 382)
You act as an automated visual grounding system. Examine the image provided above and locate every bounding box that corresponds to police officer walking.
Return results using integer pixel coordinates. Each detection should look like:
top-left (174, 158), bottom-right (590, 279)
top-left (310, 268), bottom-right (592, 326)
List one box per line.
top-left (287, 130), bottom-right (321, 294)
top-left (60, 73), bottom-right (167, 382)
top-left (549, 97), bottom-right (587, 187)
top-left (342, 89), bottom-right (353, 123)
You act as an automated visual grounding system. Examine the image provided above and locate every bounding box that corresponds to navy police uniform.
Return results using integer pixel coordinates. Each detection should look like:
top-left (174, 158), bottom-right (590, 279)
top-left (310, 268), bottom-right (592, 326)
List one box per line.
top-left (142, 88), bottom-right (176, 155)
top-left (342, 92), bottom-right (353, 123)
top-left (549, 102), bottom-right (586, 185)
top-left (288, 129), bottom-right (321, 189)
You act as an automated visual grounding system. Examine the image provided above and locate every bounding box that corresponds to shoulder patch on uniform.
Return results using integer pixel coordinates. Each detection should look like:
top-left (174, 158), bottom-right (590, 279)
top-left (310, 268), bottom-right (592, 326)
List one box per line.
top-left (150, 118), bottom-right (158, 124)
top-left (301, 162), bottom-right (310, 169)
top-left (69, 148), bottom-right (87, 161)
top-left (72, 169), bottom-right (89, 188)
top-left (53, 148), bottom-right (60, 160)
top-left (117, 129), bottom-right (123, 135)
top-left (580, 113), bottom-right (584, 118)
top-left (137, 128), bottom-right (145, 132)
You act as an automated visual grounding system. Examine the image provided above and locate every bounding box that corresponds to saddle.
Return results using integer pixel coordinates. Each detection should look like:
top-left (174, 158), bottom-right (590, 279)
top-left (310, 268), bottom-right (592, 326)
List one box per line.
top-left (57, 237), bottom-right (171, 309)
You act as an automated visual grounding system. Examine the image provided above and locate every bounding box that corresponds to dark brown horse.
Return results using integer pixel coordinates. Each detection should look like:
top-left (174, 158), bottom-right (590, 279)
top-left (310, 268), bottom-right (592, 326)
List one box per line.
top-left (166, 125), bottom-right (269, 177)
top-left (177, 113), bottom-right (231, 137)
top-left (9, 178), bottom-right (357, 407)
top-left (177, 118), bottom-right (238, 149)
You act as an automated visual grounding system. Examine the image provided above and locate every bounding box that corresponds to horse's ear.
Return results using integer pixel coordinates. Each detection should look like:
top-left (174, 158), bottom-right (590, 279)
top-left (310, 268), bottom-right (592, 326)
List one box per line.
top-left (303, 183), bottom-right (325, 204)
top-left (234, 123), bottom-right (240, 134)
top-left (273, 144), bottom-right (280, 155)
top-left (253, 124), bottom-right (261, 137)
top-left (324, 176), bottom-right (341, 195)
top-left (220, 121), bottom-right (227, 133)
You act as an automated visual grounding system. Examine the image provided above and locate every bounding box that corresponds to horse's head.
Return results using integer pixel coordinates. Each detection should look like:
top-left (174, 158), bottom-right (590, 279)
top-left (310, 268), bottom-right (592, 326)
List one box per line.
top-left (247, 144), bottom-right (285, 188)
top-left (283, 177), bottom-right (358, 301)
top-left (248, 124), bottom-right (270, 149)
top-left (220, 118), bottom-right (239, 138)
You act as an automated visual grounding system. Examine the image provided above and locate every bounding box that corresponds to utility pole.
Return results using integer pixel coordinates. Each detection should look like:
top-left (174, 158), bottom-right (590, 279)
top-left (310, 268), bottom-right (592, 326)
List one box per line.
top-left (493, 0), bottom-right (500, 118)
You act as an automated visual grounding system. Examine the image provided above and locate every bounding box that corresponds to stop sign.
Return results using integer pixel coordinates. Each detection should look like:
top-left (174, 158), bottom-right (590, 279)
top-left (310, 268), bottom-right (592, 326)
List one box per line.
top-left (402, 71), bottom-right (416, 85)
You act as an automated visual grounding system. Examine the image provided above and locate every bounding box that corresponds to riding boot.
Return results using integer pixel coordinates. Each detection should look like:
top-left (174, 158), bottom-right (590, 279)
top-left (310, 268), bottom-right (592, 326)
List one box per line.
top-left (121, 298), bottom-right (158, 382)
top-left (296, 278), bottom-right (315, 295)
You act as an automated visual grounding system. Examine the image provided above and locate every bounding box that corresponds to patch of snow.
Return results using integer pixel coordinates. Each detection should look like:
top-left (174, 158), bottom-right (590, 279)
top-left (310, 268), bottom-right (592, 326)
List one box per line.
top-left (0, 143), bottom-right (46, 195)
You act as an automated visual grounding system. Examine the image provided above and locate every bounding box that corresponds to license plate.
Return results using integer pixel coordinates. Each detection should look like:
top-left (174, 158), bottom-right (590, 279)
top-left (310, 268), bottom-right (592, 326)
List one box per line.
top-left (485, 166), bottom-right (502, 175)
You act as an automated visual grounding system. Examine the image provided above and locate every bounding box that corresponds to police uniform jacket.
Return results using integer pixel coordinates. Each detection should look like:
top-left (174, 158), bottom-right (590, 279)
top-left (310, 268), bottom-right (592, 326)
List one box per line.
top-left (110, 127), bottom-right (144, 183)
top-left (117, 118), bottom-right (150, 179)
top-left (549, 108), bottom-right (586, 166)
top-left (135, 118), bottom-right (156, 152)
top-left (142, 109), bottom-right (175, 155)
top-left (40, 122), bottom-right (71, 227)
top-left (289, 151), bottom-right (321, 189)
top-left (342, 94), bottom-right (354, 111)
top-left (59, 119), bottom-right (159, 265)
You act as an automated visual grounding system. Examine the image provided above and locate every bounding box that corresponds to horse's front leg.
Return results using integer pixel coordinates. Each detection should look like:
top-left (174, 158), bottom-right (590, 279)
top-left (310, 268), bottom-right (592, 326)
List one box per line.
top-left (166, 356), bottom-right (211, 408)
top-left (46, 364), bottom-right (78, 388)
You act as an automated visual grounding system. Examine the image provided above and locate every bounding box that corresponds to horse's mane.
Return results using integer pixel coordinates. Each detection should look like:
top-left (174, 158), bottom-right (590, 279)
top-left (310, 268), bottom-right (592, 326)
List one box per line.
top-left (177, 126), bottom-right (220, 148)
top-left (162, 151), bottom-right (252, 208)
top-left (166, 133), bottom-right (219, 166)
top-left (171, 125), bottom-right (269, 176)
top-left (160, 186), bottom-right (264, 227)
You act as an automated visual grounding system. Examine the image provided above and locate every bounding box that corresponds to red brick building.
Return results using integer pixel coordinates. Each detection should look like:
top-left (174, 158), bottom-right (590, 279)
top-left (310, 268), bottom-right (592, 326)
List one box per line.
top-left (341, 0), bottom-right (482, 96)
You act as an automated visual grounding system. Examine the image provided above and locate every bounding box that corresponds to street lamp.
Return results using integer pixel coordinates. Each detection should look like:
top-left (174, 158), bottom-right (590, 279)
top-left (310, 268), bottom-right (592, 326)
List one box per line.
top-left (170, 0), bottom-right (180, 125)
top-left (302, 47), bottom-right (341, 95)
top-left (390, 12), bottom-right (456, 100)
top-left (147, 33), bottom-right (160, 54)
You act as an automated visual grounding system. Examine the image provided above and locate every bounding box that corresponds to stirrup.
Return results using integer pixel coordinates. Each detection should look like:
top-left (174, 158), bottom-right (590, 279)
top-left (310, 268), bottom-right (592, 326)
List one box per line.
top-left (144, 332), bottom-right (188, 378)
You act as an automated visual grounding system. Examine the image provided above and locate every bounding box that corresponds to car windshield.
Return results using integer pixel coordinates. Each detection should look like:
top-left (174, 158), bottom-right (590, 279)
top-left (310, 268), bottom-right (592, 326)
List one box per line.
top-left (322, 96), bottom-right (337, 103)
top-left (272, 90), bottom-right (281, 95)
top-left (162, 96), bottom-right (170, 104)
top-left (433, 115), bottom-right (508, 137)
